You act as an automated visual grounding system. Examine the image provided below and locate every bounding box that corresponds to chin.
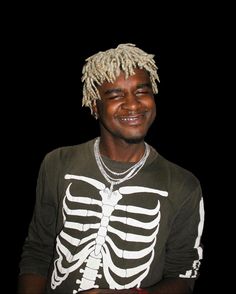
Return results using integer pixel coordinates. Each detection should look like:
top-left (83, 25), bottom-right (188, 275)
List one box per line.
top-left (123, 135), bottom-right (145, 144)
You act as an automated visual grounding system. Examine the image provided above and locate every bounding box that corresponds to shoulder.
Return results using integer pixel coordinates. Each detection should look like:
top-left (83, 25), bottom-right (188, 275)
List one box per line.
top-left (44, 139), bottom-right (94, 162)
top-left (40, 139), bottom-right (95, 173)
top-left (153, 151), bottom-right (202, 198)
top-left (162, 155), bottom-right (199, 183)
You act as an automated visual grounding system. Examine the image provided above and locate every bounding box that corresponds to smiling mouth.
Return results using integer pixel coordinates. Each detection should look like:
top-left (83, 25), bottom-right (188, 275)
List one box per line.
top-left (118, 114), bottom-right (145, 125)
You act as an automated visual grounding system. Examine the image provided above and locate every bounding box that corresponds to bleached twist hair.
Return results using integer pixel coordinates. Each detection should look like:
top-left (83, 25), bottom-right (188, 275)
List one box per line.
top-left (82, 43), bottom-right (160, 113)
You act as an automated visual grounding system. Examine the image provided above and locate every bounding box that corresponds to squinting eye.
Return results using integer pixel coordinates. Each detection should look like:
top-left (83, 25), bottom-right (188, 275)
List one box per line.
top-left (108, 95), bottom-right (124, 100)
top-left (136, 90), bottom-right (149, 95)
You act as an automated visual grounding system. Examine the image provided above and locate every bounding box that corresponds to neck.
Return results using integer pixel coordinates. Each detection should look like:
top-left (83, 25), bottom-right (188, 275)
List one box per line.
top-left (94, 137), bottom-right (150, 192)
top-left (98, 137), bottom-right (146, 163)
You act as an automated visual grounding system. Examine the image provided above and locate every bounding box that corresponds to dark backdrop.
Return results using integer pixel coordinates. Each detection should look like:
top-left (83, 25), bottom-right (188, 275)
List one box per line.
top-left (5, 6), bottom-right (228, 293)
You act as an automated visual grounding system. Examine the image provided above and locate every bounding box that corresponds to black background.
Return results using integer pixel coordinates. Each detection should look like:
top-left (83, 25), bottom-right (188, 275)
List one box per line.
top-left (4, 4), bottom-right (231, 293)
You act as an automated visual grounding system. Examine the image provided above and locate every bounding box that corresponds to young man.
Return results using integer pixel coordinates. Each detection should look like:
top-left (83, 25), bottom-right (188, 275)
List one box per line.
top-left (18, 44), bottom-right (204, 293)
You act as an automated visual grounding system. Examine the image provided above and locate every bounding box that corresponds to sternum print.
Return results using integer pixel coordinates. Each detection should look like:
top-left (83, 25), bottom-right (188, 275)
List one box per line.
top-left (95, 198), bottom-right (116, 255)
top-left (77, 188), bottom-right (122, 292)
top-left (76, 252), bottom-right (102, 292)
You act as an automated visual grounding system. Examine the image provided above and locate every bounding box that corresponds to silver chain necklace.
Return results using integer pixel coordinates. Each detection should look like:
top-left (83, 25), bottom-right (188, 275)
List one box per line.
top-left (94, 137), bottom-right (150, 193)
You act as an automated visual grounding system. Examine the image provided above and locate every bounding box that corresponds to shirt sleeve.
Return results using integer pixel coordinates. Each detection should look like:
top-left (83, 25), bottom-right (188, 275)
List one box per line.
top-left (164, 182), bottom-right (205, 286)
top-left (19, 155), bottom-right (57, 277)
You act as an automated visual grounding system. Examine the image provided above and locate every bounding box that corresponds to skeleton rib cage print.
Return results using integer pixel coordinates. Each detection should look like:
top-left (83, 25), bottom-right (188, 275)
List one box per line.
top-left (51, 174), bottom-right (168, 293)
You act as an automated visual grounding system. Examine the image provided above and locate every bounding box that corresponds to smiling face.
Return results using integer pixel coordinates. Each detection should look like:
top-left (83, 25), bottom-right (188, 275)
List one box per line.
top-left (93, 68), bottom-right (156, 144)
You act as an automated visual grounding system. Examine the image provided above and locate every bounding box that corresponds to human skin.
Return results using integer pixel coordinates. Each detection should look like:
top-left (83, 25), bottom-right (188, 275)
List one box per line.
top-left (93, 68), bottom-right (156, 163)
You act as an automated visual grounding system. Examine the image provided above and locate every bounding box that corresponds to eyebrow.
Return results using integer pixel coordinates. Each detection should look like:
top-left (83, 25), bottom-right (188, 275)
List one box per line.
top-left (104, 88), bottom-right (123, 95)
top-left (104, 83), bottom-right (152, 95)
top-left (136, 83), bottom-right (152, 89)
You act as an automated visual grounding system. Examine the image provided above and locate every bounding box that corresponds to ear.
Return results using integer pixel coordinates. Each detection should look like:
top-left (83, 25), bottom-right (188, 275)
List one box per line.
top-left (92, 100), bottom-right (99, 120)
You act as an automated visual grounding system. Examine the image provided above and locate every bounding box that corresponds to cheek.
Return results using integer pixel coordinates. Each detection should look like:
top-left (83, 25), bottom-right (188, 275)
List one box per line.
top-left (148, 101), bottom-right (156, 123)
top-left (96, 102), bottom-right (106, 117)
top-left (147, 99), bottom-right (156, 114)
top-left (99, 103), bottom-right (119, 118)
top-left (150, 108), bottom-right (156, 124)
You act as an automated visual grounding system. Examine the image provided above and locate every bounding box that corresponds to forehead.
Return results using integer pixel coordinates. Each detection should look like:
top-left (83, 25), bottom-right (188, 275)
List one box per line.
top-left (100, 68), bottom-right (151, 89)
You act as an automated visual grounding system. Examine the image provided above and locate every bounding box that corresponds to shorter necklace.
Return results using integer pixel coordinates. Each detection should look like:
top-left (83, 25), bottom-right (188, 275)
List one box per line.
top-left (94, 137), bottom-right (150, 193)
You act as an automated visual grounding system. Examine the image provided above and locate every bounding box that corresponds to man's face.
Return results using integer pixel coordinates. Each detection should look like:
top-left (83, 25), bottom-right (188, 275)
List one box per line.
top-left (94, 68), bottom-right (156, 144)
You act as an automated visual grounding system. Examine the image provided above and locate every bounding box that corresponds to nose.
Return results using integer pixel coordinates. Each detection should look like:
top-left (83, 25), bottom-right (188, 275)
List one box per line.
top-left (122, 93), bottom-right (140, 111)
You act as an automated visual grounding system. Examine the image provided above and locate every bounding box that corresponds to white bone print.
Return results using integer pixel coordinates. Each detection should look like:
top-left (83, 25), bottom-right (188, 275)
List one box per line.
top-left (51, 174), bottom-right (168, 293)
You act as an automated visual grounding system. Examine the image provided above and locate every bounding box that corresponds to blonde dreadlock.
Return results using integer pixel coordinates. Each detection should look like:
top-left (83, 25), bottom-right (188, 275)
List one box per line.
top-left (82, 43), bottom-right (160, 114)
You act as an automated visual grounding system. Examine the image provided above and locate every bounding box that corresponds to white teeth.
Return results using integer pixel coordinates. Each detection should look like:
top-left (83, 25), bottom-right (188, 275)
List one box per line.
top-left (121, 117), bottom-right (137, 121)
